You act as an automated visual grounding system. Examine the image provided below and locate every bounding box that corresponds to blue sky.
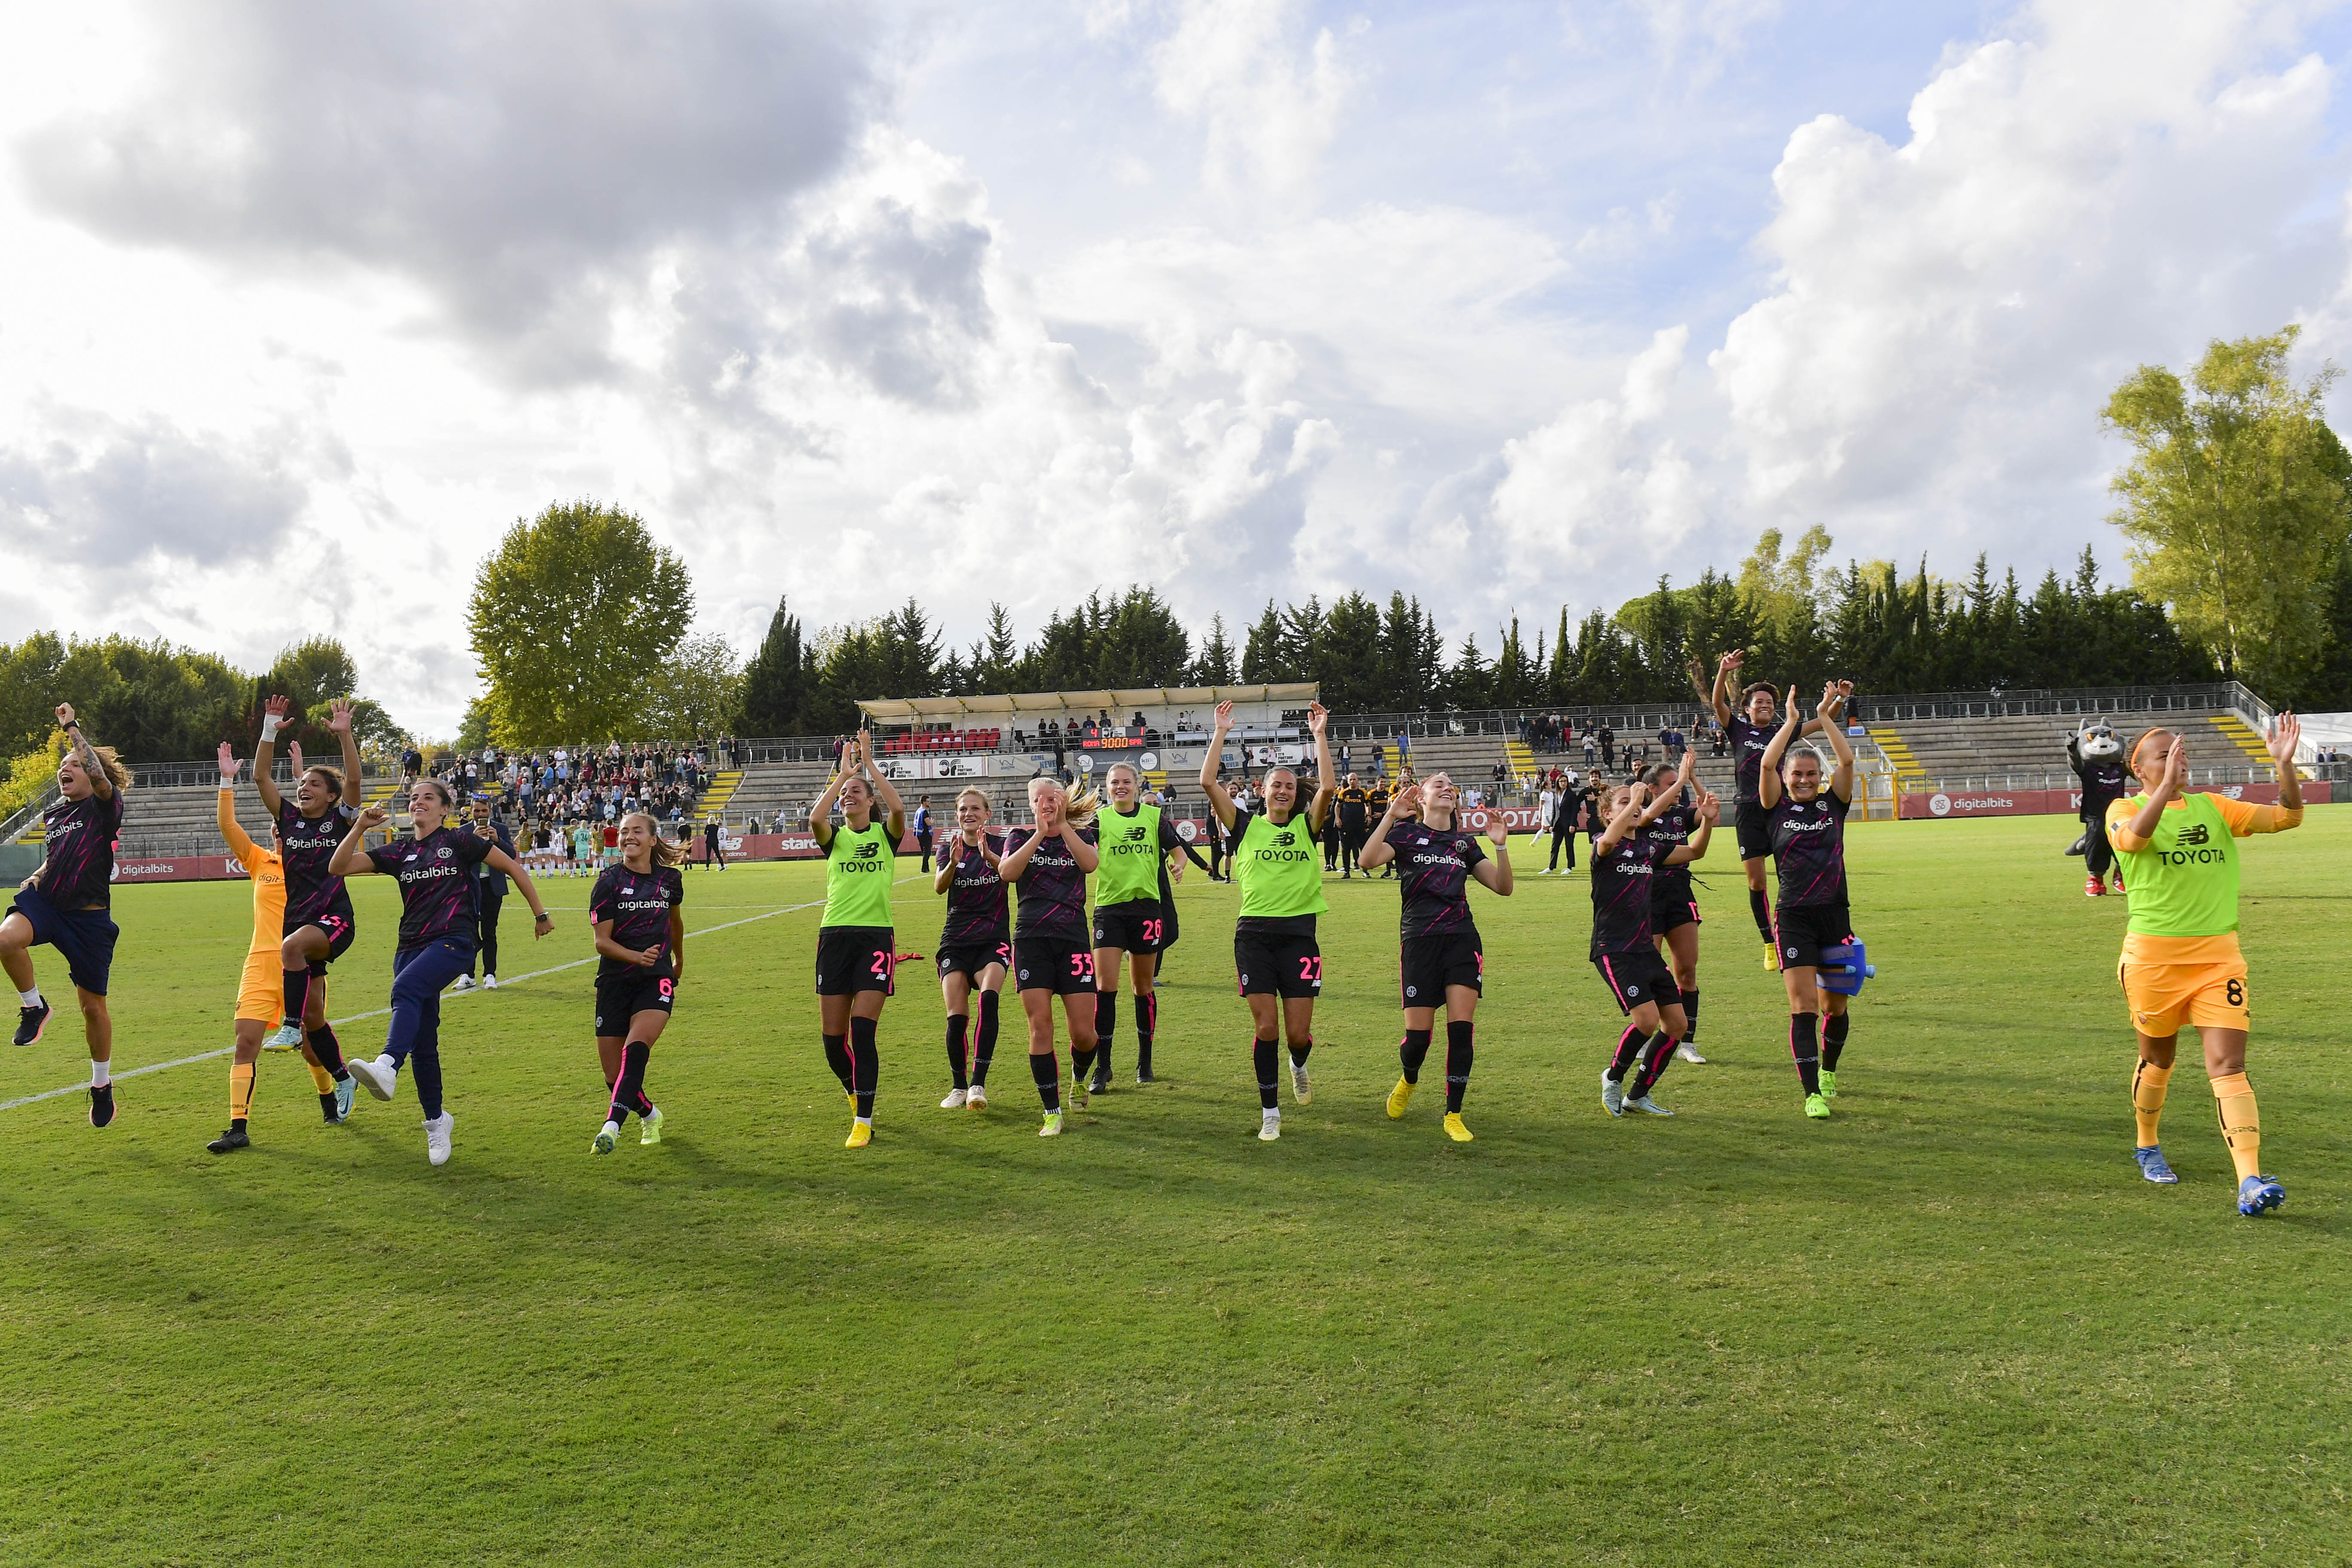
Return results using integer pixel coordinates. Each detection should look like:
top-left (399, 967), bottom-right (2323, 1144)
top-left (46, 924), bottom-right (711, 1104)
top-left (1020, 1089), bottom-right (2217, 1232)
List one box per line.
top-left (3, 1), bottom-right (2350, 733)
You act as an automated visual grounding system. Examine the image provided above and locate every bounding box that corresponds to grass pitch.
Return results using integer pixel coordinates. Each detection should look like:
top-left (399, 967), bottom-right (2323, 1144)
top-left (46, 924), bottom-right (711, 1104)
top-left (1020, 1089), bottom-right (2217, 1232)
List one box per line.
top-left (0, 811), bottom-right (2347, 1566)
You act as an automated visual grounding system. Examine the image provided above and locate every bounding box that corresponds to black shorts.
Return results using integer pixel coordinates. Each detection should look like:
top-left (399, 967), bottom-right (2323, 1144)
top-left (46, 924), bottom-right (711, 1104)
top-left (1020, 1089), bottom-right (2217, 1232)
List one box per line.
top-left (11, 888), bottom-right (118, 996)
top-left (1014, 935), bottom-right (1096, 995)
top-left (1399, 929), bottom-right (1482, 1005)
top-left (1772, 902), bottom-right (1855, 974)
top-left (1594, 948), bottom-right (1681, 1015)
top-left (1235, 926), bottom-right (1322, 999)
top-left (287, 907), bottom-right (358, 967)
top-left (936, 938), bottom-right (1011, 983)
top-left (1092, 899), bottom-right (1165, 955)
top-left (815, 925), bottom-right (897, 997)
top-left (1734, 800), bottom-right (1773, 861)
top-left (1650, 889), bottom-right (1701, 936)
top-left (595, 969), bottom-right (676, 1034)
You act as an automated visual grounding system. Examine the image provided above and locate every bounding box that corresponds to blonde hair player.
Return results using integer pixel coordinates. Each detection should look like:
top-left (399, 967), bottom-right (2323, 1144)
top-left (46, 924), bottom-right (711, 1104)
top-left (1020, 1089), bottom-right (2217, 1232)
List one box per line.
top-left (0, 703), bottom-right (131, 1127)
top-left (2107, 716), bottom-right (2303, 1213)
top-left (1756, 680), bottom-right (1858, 1119)
top-left (205, 741), bottom-right (356, 1152)
top-left (999, 774), bottom-right (1101, 1136)
top-left (1590, 775), bottom-right (1717, 1117)
top-left (587, 812), bottom-right (689, 1155)
top-left (1200, 701), bottom-right (1337, 1142)
top-left (1087, 759), bottom-right (1190, 1093)
top-left (253, 694), bottom-right (365, 1057)
top-left (931, 786), bottom-right (1011, 1110)
top-left (810, 730), bottom-right (908, 1150)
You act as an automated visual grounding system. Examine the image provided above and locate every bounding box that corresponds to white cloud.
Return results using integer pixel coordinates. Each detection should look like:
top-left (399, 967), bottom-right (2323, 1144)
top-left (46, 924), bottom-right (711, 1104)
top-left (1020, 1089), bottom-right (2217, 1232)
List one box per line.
top-left (1151, 0), bottom-right (1355, 198)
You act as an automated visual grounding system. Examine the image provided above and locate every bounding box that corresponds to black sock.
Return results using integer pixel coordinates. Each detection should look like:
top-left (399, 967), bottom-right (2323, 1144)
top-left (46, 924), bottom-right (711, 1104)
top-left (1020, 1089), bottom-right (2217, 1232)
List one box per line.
top-left (822, 1031), bottom-right (853, 1093)
top-left (231, 1116), bottom-right (247, 1133)
top-left (1823, 1012), bottom-right (1850, 1073)
top-left (305, 1025), bottom-right (347, 1079)
top-left (281, 967), bottom-right (310, 1030)
top-left (1631, 1032), bottom-right (1675, 1098)
top-left (1136, 991), bottom-right (1156, 1076)
top-left (1606, 1022), bottom-right (1643, 1082)
top-left (610, 1039), bottom-right (654, 1122)
top-left (974, 991), bottom-right (999, 1085)
top-left (1749, 887), bottom-right (1772, 943)
top-left (1287, 1037), bottom-right (1312, 1070)
top-left (1030, 1049), bottom-right (1061, 1111)
top-left (1092, 992), bottom-right (1115, 1080)
top-left (318, 1091), bottom-right (339, 1121)
top-left (1790, 1012), bottom-right (1822, 1096)
top-left (848, 1016), bottom-right (879, 1120)
top-left (1070, 1042), bottom-right (1098, 1085)
top-left (1682, 989), bottom-right (1698, 1042)
top-left (1254, 1036), bottom-right (1280, 1110)
top-left (946, 1013), bottom-right (970, 1090)
top-left (1399, 1028), bottom-right (1433, 1082)
top-left (1445, 1020), bottom-right (1473, 1113)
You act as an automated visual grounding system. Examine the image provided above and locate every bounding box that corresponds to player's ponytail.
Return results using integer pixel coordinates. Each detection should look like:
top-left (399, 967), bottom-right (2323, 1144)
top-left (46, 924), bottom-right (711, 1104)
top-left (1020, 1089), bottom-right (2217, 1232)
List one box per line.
top-left (623, 810), bottom-right (689, 867)
top-left (1063, 786), bottom-right (1100, 828)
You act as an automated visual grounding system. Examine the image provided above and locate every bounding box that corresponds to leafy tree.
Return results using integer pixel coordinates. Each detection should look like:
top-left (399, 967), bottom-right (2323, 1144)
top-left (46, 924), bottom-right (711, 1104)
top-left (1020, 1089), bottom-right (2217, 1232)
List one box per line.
top-left (456, 697), bottom-right (493, 753)
top-left (739, 596), bottom-right (815, 736)
top-left (467, 499), bottom-right (694, 746)
top-left (2104, 327), bottom-right (2352, 703)
top-left (648, 632), bottom-right (745, 740)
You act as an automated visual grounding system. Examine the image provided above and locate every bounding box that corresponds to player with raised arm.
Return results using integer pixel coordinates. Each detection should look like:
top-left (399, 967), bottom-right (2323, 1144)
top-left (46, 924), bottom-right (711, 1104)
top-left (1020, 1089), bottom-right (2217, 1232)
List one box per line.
top-left (1, 704), bottom-right (128, 1127)
top-left (932, 787), bottom-right (1010, 1110)
top-left (1696, 652), bottom-right (1826, 971)
top-left (1000, 776), bottom-right (1100, 1136)
top-left (328, 778), bottom-right (555, 1165)
top-left (1089, 761), bottom-right (1190, 1095)
top-left (1591, 777), bottom-right (1718, 1117)
top-left (1199, 701), bottom-right (1336, 1142)
top-left (1640, 751), bottom-right (1711, 1064)
top-left (589, 812), bottom-right (686, 1155)
top-left (2107, 718), bottom-right (2304, 1213)
top-left (810, 731), bottom-right (908, 1150)
top-left (1757, 680), bottom-right (1859, 1120)
top-left (254, 696), bottom-right (365, 1055)
top-left (1359, 771), bottom-right (1513, 1142)
top-left (206, 743), bottom-right (354, 1152)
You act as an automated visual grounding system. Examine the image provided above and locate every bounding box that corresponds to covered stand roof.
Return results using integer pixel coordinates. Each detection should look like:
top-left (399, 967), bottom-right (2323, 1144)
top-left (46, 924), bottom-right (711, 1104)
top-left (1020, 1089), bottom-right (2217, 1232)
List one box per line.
top-left (857, 684), bottom-right (1320, 724)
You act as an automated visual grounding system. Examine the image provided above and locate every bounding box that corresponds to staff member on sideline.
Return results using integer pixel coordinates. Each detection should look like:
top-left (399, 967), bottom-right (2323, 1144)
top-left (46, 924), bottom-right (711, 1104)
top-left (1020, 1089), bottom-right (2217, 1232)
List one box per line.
top-left (455, 795), bottom-right (514, 992)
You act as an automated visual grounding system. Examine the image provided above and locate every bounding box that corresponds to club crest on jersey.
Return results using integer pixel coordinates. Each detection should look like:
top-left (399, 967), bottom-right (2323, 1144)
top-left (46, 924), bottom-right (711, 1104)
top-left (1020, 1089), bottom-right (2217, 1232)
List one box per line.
top-left (437, 847), bottom-right (452, 859)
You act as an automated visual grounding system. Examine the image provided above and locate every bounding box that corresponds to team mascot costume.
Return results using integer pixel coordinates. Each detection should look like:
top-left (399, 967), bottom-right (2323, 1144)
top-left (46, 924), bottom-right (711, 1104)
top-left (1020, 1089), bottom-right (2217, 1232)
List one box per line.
top-left (2065, 721), bottom-right (2132, 896)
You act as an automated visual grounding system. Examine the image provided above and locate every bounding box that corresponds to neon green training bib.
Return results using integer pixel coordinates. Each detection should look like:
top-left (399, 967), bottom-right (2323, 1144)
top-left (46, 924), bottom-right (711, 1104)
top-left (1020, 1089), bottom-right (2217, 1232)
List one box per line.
top-left (820, 819), bottom-right (897, 928)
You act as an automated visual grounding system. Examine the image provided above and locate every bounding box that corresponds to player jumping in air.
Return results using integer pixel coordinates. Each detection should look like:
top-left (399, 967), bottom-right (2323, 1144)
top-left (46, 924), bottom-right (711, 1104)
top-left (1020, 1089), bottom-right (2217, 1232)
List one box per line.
top-left (811, 731), bottom-right (908, 1149)
top-left (589, 812), bottom-right (687, 1155)
top-left (1591, 777), bottom-right (1719, 1116)
top-left (1757, 681), bottom-right (1860, 1120)
top-left (1200, 701), bottom-right (1338, 1142)
top-left (330, 779), bottom-right (555, 1165)
top-left (1359, 771), bottom-right (1514, 1142)
top-left (1089, 761), bottom-right (1190, 1094)
top-left (254, 695), bottom-right (365, 1056)
top-left (932, 787), bottom-right (1010, 1110)
top-left (1001, 775), bottom-right (1100, 1137)
top-left (208, 743), bottom-right (354, 1152)
top-left (1, 704), bottom-right (128, 1128)
top-left (2107, 717), bottom-right (2303, 1213)
top-left (1696, 651), bottom-right (1828, 972)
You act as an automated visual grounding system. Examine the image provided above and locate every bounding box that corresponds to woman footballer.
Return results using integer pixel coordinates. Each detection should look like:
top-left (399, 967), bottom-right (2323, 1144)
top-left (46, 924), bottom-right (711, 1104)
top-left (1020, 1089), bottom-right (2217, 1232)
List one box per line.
top-left (1698, 651), bottom-right (1827, 970)
top-left (811, 731), bottom-right (908, 1149)
top-left (254, 694), bottom-right (365, 1054)
top-left (1756, 680), bottom-right (1858, 1119)
top-left (1199, 701), bottom-right (1336, 1142)
top-left (1640, 750), bottom-right (1710, 1064)
top-left (588, 812), bottom-right (687, 1155)
top-left (1591, 777), bottom-right (1718, 1116)
top-left (932, 787), bottom-right (1010, 1110)
top-left (1359, 770), bottom-right (1513, 1142)
top-left (1089, 761), bottom-right (1189, 1094)
top-left (1000, 776), bottom-right (1100, 1136)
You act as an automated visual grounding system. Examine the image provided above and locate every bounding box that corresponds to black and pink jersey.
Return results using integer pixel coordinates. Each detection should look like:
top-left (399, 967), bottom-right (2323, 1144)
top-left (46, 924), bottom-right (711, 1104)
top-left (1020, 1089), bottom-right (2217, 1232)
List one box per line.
top-left (1728, 716), bottom-right (1775, 804)
top-left (940, 833), bottom-right (1010, 948)
top-left (589, 862), bottom-right (684, 978)
top-left (1639, 803), bottom-right (1697, 905)
top-left (1590, 835), bottom-right (1669, 957)
top-left (277, 799), bottom-right (358, 930)
top-left (365, 826), bottom-right (493, 951)
top-left (37, 788), bottom-right (124, 908)
top-left (1768, 791), bottom-right (1851, 908)
top-left (1389, 820), bottom-right (1486, 940)
top-left (1007, 825), bottom-right (1095, 943)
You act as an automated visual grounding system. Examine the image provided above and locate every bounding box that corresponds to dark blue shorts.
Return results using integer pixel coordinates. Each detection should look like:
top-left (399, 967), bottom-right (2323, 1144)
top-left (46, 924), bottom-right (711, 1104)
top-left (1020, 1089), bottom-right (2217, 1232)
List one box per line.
top-left (12, 887), bottom-right (119, 996)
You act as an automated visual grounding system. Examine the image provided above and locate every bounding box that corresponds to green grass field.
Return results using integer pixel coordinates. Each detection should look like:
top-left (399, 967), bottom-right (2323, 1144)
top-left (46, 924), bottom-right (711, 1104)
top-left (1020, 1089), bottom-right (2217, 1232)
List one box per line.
top-left (1, 810), bottom-right (2347, 1566)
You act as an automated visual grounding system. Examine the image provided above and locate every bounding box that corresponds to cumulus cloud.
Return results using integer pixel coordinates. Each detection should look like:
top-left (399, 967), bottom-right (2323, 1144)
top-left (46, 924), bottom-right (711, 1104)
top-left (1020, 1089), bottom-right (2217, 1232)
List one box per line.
top-left (0, 410), bottom-right (310, 574)
top-left (1151, 0), bottom-right (1355, 198)
top-left (17, 0), bottom-right (879, 374)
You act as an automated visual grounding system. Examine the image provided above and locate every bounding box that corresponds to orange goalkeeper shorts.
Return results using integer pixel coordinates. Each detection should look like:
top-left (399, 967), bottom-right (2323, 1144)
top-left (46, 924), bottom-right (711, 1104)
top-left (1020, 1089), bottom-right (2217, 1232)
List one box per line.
top-left (236, 952), bottom-right (283, 1025)
top-left (2118, 955), bottom-right (2251, 1037)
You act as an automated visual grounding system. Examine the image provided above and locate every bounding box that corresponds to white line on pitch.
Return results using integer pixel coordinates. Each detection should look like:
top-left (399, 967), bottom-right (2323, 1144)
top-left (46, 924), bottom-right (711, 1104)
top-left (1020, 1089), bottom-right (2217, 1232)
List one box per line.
top-left (0, 876), bottom-right (926, 1113)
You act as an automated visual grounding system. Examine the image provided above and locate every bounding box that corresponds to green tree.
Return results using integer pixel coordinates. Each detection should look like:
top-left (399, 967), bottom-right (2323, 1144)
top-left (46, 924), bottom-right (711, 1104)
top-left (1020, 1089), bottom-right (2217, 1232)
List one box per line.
top-left (648, 633), bottom-right (745, 740)
top-left (2103, 326), bottom-right (2352, 703)
top-left (1192, 614), bottom-right (1238, 685)
top-left (467, 500), bottom-right (694, 746)
top-left (1240, 602), bottom-right (1287, 683)
top-left (739, 596), bottom-right (814, 736)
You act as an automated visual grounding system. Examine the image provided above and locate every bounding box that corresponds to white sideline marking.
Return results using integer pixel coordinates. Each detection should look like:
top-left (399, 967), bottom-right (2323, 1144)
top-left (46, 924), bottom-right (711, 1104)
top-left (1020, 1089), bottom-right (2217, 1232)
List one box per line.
top-left (0, 874), bottom-right (926, 1113)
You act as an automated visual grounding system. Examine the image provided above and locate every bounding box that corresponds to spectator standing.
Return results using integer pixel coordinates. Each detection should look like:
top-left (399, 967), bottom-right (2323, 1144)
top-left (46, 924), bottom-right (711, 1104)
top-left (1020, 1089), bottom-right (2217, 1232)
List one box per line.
top-left (455, 794), bottom-right (515, 992)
